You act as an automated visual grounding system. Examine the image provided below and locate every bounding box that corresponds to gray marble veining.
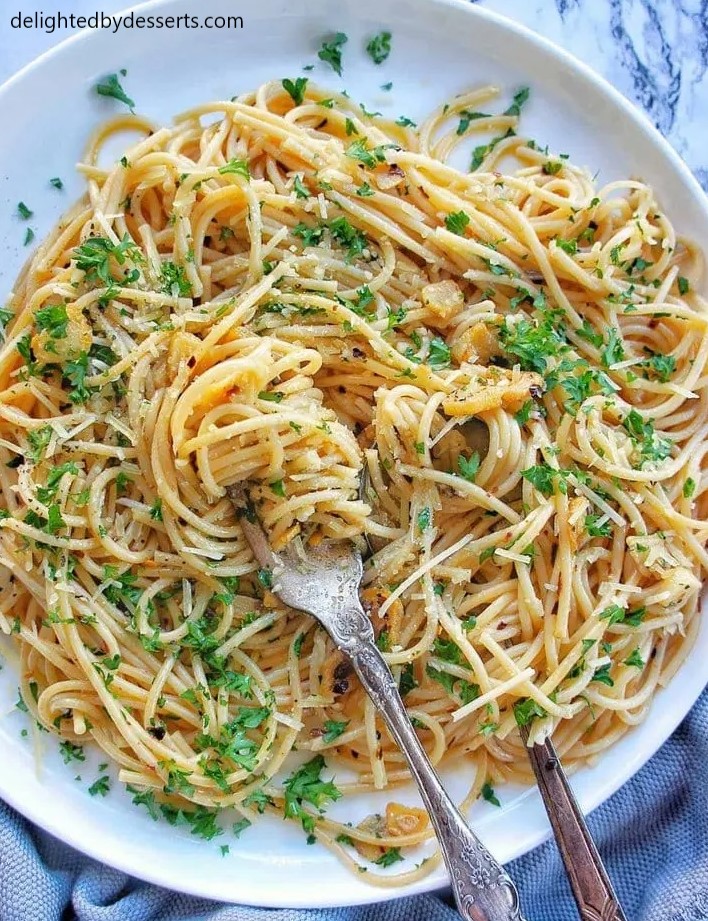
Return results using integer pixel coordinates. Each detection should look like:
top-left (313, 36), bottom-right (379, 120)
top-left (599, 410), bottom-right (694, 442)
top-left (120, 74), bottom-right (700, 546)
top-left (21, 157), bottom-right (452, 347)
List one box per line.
top-left (478, 0), bottom-right (708, 189)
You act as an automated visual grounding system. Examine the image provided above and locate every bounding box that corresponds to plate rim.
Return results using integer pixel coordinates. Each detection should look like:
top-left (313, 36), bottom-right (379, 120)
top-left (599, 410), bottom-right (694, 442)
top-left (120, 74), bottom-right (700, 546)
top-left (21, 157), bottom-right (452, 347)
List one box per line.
top-left (0, 0), bottom-right (707, 908)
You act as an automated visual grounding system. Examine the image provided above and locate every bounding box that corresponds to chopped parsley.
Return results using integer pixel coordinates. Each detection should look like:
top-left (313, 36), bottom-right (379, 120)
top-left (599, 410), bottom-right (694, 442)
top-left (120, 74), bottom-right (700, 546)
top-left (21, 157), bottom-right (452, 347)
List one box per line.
top-left (74, 235), bottom-right (141, 290)
top-left (218, 159), bottom-right (250, 179)
top-left (600, 327), bottom-right (625, 368)
top-left (513, 697), bottom-right (546, 727)
top-left (622, 409), bottom-right (673, 466)
top-left (322, 719), bottom-right (349, 743)
top-left (149, 498), bottom-right (163, 522)
top-left (456, 109), bottom-right (489, 136)
top-left (27, 426), bottom-right (52, 463)
top-left (428, 337), bottom-right (451, 370)
top-left (50, 177), bottom-right (64, 190)
top-left (445, 211), bottom-right (470, 236)
top-left (365, 31), bottom-right (392, 64)
top-left (233, 817), bottom-right (252, 838)
top-left (160, 262), bottom-right (192, 297)
top-left (376, 630), bottom-right (391, 652)
top-left (103, 568), bottom-right (142, 613)
top-left (515, 400), bottom-right (535, 425)
top-left (292, 633), bottom-right (305, 658)
top-left (95, 72), bottom-right (135, 111)
top-left (0, 306), bottom-right (14, 337)
top-left (426, 666), bottom-right (479, 705)
top-left (36, 462), bottom-right (79, 504)
top-left (59, 741), bottom-right (85, 764)
top-left (345, 138), bottom-right (391, 169)
top-left (521, 463), bottom-right (573, 497)
top-left (282, 755), bottom-right (341, 834)
top-left (503, 86), bottom-right (530, 117)
top-left (499, 307), bottom-right (566, 374)
top-left (481, 781), bottom-right (501, 807)
top-left (356, 182), bottom-right (375, 197)
top-left (258, 390), bottom-right (284, 403)
top-left (624, 648), bottom-right (644, 669)
top-left (35, 303), bottom-right (69, 341)
top-left (416, 507), bottom-right (431, 532)
top-left (398, 663), bottom-right (418, 697)
top-left (373, 847), bottom-right (404, 867)
top-left (17, 202), bottom-right (33, 220)
top-left (677, 276), bottom-right (690, 296)
top-left (641, 351), bottom-right (675, 383)
top-left (25, 503), bottom-right (66, 535)
top-left (328, 217), bottom-right (368, 262)
top-left (433, 637), bottom-right (463, 665)
top-left (243, 788), bottom-right (274, 813)
top-left (585, 514), bottom-right (611, 538)
top-left (555, 238), bottom-right (577, 255)
top-left (470, 128), bottom-right (515, 171)
top-left (126, 785), bottom-right (160, 820)
top-left (16, 332), bottom-right (36, 372)
top-left (457, 453), bottom-right (480, 482)
top-left (282, 77), bottom-right (308, 105)
top-left (683, 478), bottom-right (696, 499)
top-left (292, 222), bottom-right (325, 248)
top-left (591, 663), bottom-right (614, 687)
top-left (317, 32), bottom-right (348, 76)
top-left (64, 352), bottom-right (94, 404)
top-left (560, 364), bottom-right (614, 413)
top-left (576, 320), bottom-right (604, 349)
top-left (293, 175), bottom-right (310, 199)
top-left (599, 604), bottom-right (625, 626)
top-left (88, 775), bottom-right (111, 797)
top-left (158, 801), bottom-right (224, 841)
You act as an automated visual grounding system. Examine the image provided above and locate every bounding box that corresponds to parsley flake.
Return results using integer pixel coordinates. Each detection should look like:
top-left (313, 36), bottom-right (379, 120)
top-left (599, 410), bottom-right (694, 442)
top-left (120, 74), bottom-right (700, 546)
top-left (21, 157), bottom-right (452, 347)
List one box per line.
top-left (317, 33), bottom-right (348, 76)
top-left (282, 77), bottom-right (308, 105)
top-left (366, 31), bottom-right (392, 64)
top-left (95, 73), bottom-right (135, 111)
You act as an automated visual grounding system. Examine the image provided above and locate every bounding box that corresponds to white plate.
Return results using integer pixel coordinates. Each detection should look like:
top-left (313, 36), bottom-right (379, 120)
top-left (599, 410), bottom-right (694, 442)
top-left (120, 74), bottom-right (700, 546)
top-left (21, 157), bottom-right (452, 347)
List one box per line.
top-left (0, 0), bottom-right (706, 908)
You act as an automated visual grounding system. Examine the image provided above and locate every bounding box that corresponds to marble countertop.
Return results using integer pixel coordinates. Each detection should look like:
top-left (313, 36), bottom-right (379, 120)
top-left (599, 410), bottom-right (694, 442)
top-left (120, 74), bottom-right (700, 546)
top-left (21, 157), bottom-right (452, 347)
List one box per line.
top-left (1, 0), bottom-right (706, 190)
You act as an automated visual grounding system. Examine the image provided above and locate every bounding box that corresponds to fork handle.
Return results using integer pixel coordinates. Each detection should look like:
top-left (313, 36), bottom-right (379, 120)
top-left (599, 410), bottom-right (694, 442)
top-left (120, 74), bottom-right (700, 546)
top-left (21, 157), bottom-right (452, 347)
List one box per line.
top-left (347, 640), bottom-right (527, 921)
top-left (520, 731), bottom-right (628, 921)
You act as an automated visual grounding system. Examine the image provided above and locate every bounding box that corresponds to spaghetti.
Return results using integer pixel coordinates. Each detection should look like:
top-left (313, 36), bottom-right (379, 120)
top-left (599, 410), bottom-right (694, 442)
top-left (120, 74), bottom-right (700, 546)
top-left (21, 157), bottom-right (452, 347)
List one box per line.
top-left (0, 79), bottom-right (706, 883)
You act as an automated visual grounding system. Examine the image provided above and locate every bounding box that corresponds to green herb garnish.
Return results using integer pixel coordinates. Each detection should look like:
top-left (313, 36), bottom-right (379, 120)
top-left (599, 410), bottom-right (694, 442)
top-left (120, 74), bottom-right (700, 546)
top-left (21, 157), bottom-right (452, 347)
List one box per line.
top-left (95, 72), bottom-right (135, 111)
top-left (445, 211), bottom-right (470, 236)
top-left (282, 77), bottom-right (308, 105)
top-left (322, 719), bottom-right (349, 743)
top-left (366, 31), bottom-right (392, 64)
top-left (317, 33), bottom-right (348, 76)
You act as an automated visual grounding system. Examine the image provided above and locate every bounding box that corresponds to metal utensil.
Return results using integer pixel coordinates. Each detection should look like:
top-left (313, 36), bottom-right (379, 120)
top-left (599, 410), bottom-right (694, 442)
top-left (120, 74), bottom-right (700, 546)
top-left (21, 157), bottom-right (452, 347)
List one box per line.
top-left (519, 727), bottom-right (628, 921)
top-left (229, 486), bottom-right (526, 921)
top-left (457, 421), bottom-right (628, 919)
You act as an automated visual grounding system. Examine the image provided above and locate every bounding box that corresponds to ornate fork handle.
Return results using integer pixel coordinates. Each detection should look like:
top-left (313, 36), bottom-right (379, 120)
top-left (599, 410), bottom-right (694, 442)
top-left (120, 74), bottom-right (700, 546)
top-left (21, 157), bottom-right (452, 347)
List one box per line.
top-left (520, 730), bottom-right (627, 921)
top-left (334, 608), bottom-right (527, 921)
top-left (227, 498), bottom-right (525, 920)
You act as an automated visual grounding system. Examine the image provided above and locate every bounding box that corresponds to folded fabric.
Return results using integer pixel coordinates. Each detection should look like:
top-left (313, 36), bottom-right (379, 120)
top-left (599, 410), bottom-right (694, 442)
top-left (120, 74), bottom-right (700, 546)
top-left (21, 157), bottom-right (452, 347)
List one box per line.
top-left (0, 687), bottom-right (705, 921)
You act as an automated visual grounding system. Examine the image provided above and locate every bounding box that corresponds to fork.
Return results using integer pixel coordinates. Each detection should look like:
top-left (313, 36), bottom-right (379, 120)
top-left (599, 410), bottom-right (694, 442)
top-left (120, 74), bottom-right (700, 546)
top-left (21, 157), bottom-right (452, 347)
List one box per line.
top-left (228, 486), bottom-right (526, 921)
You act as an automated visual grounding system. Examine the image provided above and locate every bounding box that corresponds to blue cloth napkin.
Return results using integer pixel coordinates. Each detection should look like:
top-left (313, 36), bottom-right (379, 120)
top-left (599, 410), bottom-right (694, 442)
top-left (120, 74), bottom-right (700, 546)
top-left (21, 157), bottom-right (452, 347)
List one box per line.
top-left (0, 687), bottom-right (705, 921)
